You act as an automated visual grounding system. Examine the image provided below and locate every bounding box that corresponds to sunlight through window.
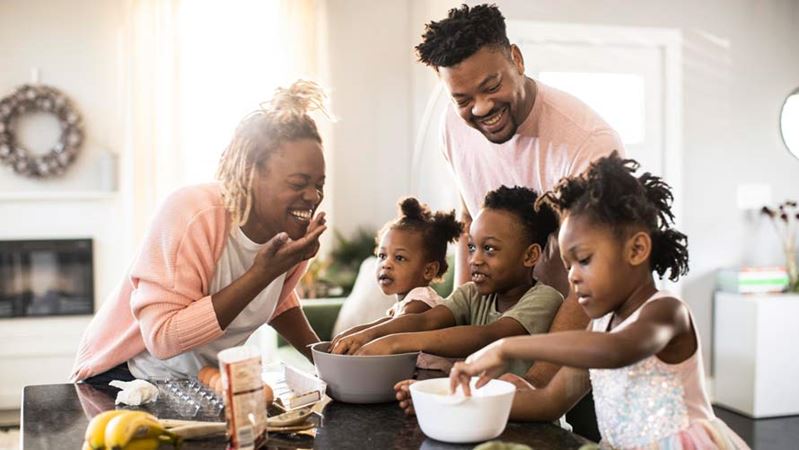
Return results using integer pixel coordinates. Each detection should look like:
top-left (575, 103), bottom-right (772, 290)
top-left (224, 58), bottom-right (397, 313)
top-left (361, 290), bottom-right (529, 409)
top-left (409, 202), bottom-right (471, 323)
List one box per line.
top-left (539, 72), bottom-right (645, 145)
top-left (178, 0), bottom-right (284, 184)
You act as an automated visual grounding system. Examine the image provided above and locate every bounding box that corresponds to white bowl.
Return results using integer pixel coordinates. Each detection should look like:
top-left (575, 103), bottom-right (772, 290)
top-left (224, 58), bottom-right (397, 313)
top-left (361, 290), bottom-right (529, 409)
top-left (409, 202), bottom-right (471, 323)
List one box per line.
top-left (410, 377), bottom-right (515, 443)
top-left (310, 341), bottom-right (418, 403)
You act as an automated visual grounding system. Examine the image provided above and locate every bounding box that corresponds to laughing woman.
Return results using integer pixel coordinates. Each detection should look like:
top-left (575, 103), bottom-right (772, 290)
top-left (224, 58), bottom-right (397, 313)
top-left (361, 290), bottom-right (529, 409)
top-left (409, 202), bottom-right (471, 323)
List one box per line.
top-left (71, 80), bottom-right (329, 383)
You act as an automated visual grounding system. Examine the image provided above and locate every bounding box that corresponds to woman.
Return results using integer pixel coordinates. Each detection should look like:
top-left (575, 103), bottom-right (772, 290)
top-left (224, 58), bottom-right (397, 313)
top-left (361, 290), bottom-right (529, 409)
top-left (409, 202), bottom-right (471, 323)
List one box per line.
top-left (71, 80), bottom-right (329, 383)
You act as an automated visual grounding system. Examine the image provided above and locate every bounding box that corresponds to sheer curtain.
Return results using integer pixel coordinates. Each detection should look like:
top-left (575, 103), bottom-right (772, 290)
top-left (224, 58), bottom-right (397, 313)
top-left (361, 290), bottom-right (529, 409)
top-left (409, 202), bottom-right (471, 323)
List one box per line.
top-left (121, 0), bottom-right (325, 246)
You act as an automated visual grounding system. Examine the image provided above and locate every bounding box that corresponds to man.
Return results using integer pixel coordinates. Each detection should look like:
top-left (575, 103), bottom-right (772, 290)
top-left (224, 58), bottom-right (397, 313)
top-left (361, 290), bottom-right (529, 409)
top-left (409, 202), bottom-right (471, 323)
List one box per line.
top-left (415, 4), bottom-right (624, 440)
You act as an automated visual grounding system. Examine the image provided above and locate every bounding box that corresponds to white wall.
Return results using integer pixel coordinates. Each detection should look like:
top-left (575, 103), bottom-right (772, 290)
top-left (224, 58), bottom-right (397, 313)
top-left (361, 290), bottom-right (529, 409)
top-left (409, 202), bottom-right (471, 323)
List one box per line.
top-left (324, 0), bottom-right (415, 235)
top-left (0, 0), bottom-right (131, 407)
top-left (325, 0), bottom-right (799, 374)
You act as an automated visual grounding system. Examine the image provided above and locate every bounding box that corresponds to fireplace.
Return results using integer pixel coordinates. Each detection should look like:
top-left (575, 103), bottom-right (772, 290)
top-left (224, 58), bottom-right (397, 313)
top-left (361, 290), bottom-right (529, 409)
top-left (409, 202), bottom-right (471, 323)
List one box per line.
top-left (0, 238), bottom-right (94, 318)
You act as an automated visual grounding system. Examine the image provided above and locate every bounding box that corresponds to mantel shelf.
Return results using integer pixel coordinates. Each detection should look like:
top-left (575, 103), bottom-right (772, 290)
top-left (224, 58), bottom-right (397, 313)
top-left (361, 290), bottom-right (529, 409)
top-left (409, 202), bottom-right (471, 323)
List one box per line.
top-left (0, 190), bottom-right (117, 201)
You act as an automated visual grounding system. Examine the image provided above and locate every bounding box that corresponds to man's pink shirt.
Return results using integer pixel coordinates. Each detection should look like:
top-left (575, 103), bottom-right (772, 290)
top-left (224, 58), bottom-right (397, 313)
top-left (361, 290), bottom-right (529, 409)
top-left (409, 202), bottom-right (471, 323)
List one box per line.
top-left (442, 81), bottom-right (625, 215)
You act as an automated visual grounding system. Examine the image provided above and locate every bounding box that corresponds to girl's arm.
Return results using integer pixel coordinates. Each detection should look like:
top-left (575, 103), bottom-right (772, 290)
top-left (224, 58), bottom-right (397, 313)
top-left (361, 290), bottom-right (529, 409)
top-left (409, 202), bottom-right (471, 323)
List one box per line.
top-left (499, 297), bottom-right (689, 369)
top-left (356, 316), bottom-right (527, 357)
top-left (330, 305), bottom-right (456, 354)
top-left (451, 297), bottom-right (690, 392)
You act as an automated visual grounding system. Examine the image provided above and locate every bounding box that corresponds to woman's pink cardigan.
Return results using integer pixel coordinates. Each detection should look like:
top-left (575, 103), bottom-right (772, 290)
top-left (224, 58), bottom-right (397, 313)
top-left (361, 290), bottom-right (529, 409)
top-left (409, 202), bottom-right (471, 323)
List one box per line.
top-left (70, 184), bottom-right (306, 381)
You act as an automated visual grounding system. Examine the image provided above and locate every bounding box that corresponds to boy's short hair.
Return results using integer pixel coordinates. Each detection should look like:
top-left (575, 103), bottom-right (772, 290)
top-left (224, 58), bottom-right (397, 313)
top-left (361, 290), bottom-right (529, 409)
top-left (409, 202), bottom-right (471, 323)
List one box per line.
top-left (415, 3), bottom-right (510, 69)
top-left (483, 185), bottom-right (558, 249)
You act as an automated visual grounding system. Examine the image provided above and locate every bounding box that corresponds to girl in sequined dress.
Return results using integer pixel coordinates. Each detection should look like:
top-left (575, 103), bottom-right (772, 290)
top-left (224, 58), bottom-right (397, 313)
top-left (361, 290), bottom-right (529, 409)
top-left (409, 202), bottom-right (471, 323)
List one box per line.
top-left (448, 152), bottom-right (749, 449)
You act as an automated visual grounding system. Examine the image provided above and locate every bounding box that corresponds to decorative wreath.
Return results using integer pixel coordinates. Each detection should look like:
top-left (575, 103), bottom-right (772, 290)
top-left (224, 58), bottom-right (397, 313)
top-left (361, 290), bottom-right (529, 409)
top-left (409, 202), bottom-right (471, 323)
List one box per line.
top-left (0, 84), bottom-right (83, 178)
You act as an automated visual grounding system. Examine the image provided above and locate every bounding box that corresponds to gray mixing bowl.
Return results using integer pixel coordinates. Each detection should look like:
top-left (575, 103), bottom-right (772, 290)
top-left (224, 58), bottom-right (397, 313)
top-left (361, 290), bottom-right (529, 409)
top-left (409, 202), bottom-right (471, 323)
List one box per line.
top-left (310, 341), bottom-right (419, 403)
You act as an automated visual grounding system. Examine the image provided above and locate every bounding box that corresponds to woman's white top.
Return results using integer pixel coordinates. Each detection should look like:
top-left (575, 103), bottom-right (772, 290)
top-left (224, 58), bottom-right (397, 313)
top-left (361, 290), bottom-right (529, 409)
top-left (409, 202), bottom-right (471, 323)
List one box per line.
top-left (129, 226), bottom-right (286, 379)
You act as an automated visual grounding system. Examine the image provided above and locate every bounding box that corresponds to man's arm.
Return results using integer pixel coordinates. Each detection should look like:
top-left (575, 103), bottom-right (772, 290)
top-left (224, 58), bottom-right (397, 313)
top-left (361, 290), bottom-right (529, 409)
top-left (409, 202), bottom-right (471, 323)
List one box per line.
top-left (454, 196), bottom-right (472, 286)
top-left (523, 295), bottom-right (589, 386)
top-left (526, 233), bottom-right (589, 387)
top-left (508, 366), bottom-right (591, 422)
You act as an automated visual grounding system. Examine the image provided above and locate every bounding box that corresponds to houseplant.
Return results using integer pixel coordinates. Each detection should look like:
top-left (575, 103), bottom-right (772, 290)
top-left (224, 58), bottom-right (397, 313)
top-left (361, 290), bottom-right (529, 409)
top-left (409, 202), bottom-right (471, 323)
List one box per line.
top-left (761, 201), bottom-right (799, 292)
top-left (299, 228), bottom-right (376, 298)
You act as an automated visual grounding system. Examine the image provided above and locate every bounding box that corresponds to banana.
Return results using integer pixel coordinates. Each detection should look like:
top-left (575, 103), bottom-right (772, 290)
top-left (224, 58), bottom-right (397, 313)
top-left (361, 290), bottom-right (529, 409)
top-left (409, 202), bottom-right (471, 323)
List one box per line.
top-left (104, 411), bottom-right (176, 450)
top-left (85, 410), bottom-right (129, 450)
top-left (119, 437), bottom-right (161, 450)
top-left (168, 423), bottom-right (226, 440)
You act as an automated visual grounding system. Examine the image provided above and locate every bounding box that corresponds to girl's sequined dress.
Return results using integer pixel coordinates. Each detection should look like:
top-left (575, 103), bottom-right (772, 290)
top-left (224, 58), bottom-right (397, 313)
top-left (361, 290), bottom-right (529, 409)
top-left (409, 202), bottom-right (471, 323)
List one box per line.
top-left (589, 292), bottom-right (750, 449)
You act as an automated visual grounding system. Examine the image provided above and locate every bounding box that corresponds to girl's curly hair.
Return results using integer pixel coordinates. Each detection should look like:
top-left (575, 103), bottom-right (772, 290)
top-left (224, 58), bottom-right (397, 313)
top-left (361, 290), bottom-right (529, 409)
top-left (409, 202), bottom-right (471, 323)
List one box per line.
top-left (483, 185), bottom-right (558, 249)
top-left (537, 151), bottom-right (689, 281)
top-left (379, 197), bottom-right (464, 277)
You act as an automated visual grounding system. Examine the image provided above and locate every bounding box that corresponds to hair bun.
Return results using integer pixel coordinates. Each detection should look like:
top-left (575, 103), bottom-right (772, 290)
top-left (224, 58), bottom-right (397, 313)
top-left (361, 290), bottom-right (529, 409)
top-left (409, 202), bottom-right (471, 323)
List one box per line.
top-left (398, 197), bottom-right (430, 221)
top-left (267, 80), bottom-right (331, 122)
top-left (431, 210), bottom-right (464, 244)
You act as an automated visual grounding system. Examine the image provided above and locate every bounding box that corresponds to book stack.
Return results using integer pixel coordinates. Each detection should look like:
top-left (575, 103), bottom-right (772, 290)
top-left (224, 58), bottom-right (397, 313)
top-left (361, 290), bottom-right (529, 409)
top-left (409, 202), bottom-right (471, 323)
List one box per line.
top-left (716, 267), bottom-right (789, 294)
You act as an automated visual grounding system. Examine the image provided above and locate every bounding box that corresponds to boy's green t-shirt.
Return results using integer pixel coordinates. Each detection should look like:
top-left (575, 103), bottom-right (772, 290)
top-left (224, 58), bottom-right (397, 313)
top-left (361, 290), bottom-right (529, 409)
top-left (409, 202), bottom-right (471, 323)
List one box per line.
top-left (441, 281), bottom-right (564, 375)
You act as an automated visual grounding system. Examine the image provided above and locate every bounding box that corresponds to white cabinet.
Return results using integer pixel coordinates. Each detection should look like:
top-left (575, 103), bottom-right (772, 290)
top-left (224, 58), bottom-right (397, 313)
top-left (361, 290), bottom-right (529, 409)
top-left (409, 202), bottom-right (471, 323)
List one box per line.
top-left (0, 316), bottom-right (90, 408)
top-left (713, 292), bottom-right (799, 418)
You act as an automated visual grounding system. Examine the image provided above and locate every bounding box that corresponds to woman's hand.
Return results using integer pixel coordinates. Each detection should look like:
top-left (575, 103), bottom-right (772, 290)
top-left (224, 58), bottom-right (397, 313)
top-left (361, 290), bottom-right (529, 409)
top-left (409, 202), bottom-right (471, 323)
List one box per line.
top-left (251, 212), bottom-right (327, 280)
top-left (449, 339), bottom-right (509, 396)
top-left (330, 330), bottom-right (373, 355)
top-left (300, 212), bottom-right (326, 259)
top-left (394, 379), bottom-right (416, 416)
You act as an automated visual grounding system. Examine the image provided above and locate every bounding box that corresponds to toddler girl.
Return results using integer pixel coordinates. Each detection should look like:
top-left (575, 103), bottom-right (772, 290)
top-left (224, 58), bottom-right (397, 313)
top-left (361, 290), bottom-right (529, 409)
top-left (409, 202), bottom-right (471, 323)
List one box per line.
top-left (332, 197), bottom-right (462, 370)
top-left (448, 153), bottom-right (749, 449)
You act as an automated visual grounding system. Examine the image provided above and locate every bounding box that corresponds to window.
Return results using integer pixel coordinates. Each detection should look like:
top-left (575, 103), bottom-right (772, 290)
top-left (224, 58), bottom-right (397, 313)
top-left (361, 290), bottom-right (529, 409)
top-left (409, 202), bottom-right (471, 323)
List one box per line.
top-left (539, 72), bottom-right (646, 145)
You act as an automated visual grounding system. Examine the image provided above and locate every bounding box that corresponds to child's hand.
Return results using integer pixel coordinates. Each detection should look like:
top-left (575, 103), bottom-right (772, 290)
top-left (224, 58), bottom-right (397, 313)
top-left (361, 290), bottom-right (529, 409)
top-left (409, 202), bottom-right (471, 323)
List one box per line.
top-left (355, 337), bottom-right (394, 356)
top-left (330, 323), bottom-right (371, 349)
top-left (394, 379), bottom-right (416, 416)
top-left (330, 331), bottom-right (371, 355)
top-left (449, 339), bottom-right (509, 396)
top-left (330, 329), bottom-right (353, 350)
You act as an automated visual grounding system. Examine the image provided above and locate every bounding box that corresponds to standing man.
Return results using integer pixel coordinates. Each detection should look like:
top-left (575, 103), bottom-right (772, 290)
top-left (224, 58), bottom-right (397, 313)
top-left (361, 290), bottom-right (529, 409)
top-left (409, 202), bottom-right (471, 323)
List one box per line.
top-left (415, 4), bottom-right (624, 440)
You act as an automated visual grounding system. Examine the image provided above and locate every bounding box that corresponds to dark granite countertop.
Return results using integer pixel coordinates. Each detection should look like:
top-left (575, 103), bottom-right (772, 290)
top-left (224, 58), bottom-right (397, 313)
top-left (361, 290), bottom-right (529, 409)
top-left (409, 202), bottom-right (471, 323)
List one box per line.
top-left (22, 383), bottom-right (592, 449)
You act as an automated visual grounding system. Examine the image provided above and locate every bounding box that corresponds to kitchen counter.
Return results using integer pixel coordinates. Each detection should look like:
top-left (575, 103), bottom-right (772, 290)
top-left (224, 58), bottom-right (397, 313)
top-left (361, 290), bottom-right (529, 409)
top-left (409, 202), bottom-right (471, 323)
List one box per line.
top-left (22, 382), bottom-right (592, 449)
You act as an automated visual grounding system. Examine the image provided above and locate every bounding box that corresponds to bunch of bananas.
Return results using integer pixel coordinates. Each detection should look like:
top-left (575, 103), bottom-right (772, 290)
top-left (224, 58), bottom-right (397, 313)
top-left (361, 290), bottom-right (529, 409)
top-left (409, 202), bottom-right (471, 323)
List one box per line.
top-left (83, 410), bottom-right (179, 450)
